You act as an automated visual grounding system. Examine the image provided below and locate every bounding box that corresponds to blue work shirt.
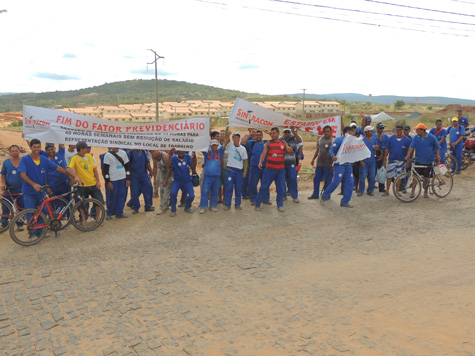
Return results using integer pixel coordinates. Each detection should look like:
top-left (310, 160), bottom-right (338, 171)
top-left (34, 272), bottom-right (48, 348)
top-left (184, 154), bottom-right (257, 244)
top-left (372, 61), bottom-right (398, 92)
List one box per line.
top-left (373, 133), bottom-right (389, 152)
top-left (128, 150), bottom-right (150, 180)
top-left (46, 146), bottom-right (69, 187)
top-left (362, 136), bottom-right (377, 162)
top-left (202, 147), bottom-right (224, 177)
top-left (18, 155), bottom-right (59, 196)
top-left (386, 135), bottom-right (411, 161)
top-left (410, 133), bottom-right (440, 164)
top-left (428, 128), bottom-right (447, 153)
top-left (447, 125), bottom-right (466, 146)
top-left (329, 135), bottom-right (351, 166)
top-left (171, 154), bottom-right (192, 183)
top-left (459, 116), bottom-right (469, 127)
top-left (1, 158), bottom-right (22, 191)
top-left (246, 140), bottom-right (267, 167)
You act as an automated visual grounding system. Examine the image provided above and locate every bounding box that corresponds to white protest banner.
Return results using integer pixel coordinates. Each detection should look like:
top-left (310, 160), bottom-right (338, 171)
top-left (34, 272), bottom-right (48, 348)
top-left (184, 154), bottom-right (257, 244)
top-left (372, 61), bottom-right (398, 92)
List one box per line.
top-left (228, 97), bottom-right (341, 137)
top-left (336, 134), bottom-right (370, 164)
top-left (22, 105), bottom-right (210, 151)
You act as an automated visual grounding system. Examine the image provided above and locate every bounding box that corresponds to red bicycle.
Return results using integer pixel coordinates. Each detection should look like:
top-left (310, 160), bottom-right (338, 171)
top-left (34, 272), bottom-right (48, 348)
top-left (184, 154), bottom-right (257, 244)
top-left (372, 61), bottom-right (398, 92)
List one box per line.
top-left (9, 185), bottom-right (105, 246)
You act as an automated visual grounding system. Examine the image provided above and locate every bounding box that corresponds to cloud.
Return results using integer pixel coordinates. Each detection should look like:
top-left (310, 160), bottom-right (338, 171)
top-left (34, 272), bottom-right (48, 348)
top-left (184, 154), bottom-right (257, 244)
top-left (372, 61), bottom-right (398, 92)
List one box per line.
top-left (123, 55), bottom-right (136, 60)
top-left (33, 72), bottom-right (80, 80)
top-left (63, 53), bottom-right (78, 59)
top-left (84, 42), bottom-right (96, 48)
top-left (238, 64), bottom-right (259, 70)
top-left (130, 69), bottom-right (177, 76)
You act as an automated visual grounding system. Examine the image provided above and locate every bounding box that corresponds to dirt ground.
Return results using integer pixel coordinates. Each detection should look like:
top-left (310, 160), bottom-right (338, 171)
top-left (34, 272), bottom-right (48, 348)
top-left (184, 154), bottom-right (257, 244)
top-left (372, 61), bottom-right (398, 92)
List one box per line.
top-left (1, 128), bottom-right (474, 355)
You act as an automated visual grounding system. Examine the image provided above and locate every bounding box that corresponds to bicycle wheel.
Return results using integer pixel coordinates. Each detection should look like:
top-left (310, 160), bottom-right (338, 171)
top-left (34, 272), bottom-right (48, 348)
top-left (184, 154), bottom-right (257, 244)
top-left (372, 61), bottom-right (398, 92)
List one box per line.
top-left (9, 209), bottom-right (48, 246)
top-left (431, 172), bottom-right (453, 198)
top-left (461, 150), bottom-right (471, 170)
top-left (393, 173), bottom-right (421, 202)
top-left (49, 197), bottom-right (73, 230)
top-left (444, 154), bottom-right (458, 175)
top-left (0, 199), bottom-right (14, 234)
top-left (71, 198), bottom-right (105, 232)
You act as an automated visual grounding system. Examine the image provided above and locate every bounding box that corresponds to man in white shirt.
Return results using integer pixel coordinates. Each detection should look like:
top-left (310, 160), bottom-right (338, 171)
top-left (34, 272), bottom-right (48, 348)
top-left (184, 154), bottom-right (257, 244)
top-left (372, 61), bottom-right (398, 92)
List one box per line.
top-left (223, 131), bottom-right (248, 211)
top-left (102, 148), bottom-right (131, 219)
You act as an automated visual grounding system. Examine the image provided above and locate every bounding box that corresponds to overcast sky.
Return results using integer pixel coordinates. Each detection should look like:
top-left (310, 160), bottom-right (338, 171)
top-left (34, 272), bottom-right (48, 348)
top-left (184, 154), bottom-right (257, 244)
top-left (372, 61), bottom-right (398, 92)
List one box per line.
top-left (1, 0), bottom-right (474, 99)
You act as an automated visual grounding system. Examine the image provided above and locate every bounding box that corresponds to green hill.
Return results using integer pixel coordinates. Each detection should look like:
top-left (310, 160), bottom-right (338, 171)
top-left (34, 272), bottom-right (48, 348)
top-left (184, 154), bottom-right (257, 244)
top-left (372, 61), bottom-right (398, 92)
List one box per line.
top-left (0, 80), bottom-right (296, 113)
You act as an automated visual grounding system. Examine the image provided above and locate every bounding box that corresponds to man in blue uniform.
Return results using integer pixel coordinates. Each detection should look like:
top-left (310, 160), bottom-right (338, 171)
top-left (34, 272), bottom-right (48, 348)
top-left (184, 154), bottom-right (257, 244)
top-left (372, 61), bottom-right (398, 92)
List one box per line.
top-left (321, 126), bottom-right (356, 208)
top-left (405, 123), bottom-right (441, 198)
top-left (357, 126), bottom-right (379, 197)
top-left (128, 149), bottom-right (154, 214)
top-left (240, 129), bottom-right (255, 200)
top-left (429, 120), bottom-right (447, 165)
top-left (280, 127), bottom-right (301, 203)
top-left (164, 150), bottom-right (196, 216)
top-left (373, 123), bottom-right (389, 192)
top-left (382, 125), bottom-right (411, 196)
top-left (44, 143), bottom-right (71, 197)
top-left (199, 140), bottom-right (223, 213)
top-left (457, 109), bottom-right (469, 129)
top-left (242, 130), bottom-right (270, 206)
top-left (1, 145), bottom-right (24, 231)
top-left (447, 117), bottom-right (465, 174)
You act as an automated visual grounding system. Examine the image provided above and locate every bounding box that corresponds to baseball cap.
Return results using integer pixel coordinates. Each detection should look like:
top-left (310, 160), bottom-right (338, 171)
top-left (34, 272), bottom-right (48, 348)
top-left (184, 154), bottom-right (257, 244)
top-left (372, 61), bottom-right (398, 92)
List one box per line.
top-left (364, 125), bottom-right (374, 132)
top-left (76, 141), bottom-right (90, 150)
top-left (457, 109), bottom-right (462, 112)
top-left (232, 132), bottom-right (241, 137)
top-left (349, 122), bottom-right (357, 128)
top-left (452, 117), bottom-right (459, 122)
top-left (45, 142), bottom-right (55, 149)
top-left (376, 123), bottom-right (385, 129)
top-left (210, 139), bottom-right (219, 146)
top-left (283, 128), bottom-right (291, 133)
top-left (396, 125), bottom-right (404, 130)
top-left (365, 115), bottom-right (372, 122)
top-left (403, 125), bottom-right (411, 130)
top-left (413, 123), bottom-right (427, 130)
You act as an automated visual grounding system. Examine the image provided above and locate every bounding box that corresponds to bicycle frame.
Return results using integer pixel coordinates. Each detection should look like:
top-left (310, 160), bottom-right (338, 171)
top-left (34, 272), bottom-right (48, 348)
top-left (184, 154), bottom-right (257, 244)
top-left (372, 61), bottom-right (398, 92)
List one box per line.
top-left (1, 190), bottom-right (24, 213)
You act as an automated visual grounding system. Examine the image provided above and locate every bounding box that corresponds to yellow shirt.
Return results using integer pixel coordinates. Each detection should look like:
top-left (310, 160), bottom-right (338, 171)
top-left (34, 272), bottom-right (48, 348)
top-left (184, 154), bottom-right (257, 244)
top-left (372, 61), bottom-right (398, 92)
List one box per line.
top-left (68, 153), bottom-right (97, 187)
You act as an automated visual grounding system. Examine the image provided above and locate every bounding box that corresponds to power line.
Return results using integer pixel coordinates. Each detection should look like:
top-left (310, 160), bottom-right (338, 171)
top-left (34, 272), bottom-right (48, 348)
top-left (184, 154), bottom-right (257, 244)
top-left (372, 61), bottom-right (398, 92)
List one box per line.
top-left (362, 0), bottom-right (475, 18)
top-left (450, 0), bottom-right (475, 4)
top-left (268, 0), bottom-right (475, 26)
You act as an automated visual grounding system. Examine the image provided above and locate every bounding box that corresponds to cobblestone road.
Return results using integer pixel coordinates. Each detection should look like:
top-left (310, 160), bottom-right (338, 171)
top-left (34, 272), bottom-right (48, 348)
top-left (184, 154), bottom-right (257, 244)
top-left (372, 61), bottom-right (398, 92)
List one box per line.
top-left (1, 178), bottom-right (474, 355)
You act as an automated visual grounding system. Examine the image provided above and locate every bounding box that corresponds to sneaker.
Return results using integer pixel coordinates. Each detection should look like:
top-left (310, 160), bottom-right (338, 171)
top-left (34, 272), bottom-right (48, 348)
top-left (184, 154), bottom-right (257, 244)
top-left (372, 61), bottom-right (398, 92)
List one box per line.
top-left (184, 209), bottom-right (193, 213)
top-left (223, 206), bottom-right (230, 211)
top-left (320, 199), bottom-right (327, 206)
top-left (209, 207), bottom-right (218, 212)
top-left (283, 196), bottom-right (287, 201)
top-left (338, 192), bottom-right (343, 195)
top-left (17, 225), bottom-right (24, 231)
top-left (106, 215), bottom-right (113, 220)
top-left (199, 208), bottom-right (206, 214)
top-left (307, 196), bottom-right (318, 200)
top-left (132, 210), bottom-right (139, 214)
top-left (251, 202), bottom-right (255, 206)
top-left (235, 205), bottom-right (242, 210)
top-left (116, 215), bottom-right (128, 219)
top-left (170, 211), bottom-right (176, 217)
top-left (293, 198), bottom-right (299, 203)
top-left (340, 203), bottom-right (354, 208)
top-left (156, 209), bottom-right (166, 215)
top-left (455, 171), bottom-right (461, 174)
top-left (145, 207), bottom-right (155, 212)
top-left (263, 201), bottom-right (272, 205)
top-left (178, 203), bottom-right (185, 207)
top-left (242, 196), bottom-right (250, 200)
top-left (278, 207), bottom-right (285, 212)
top-left (357, 192), bottom-right (363, 197)
top-left (255, 206), bottom-right (261, 211)
top-left (367, 192), bottom-right (374, 196)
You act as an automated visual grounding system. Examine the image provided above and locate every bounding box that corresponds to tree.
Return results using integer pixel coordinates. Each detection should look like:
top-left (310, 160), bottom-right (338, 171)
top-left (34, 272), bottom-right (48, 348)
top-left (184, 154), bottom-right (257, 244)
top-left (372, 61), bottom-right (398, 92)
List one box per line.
top-left (394, 100), bottom-right (405, 110)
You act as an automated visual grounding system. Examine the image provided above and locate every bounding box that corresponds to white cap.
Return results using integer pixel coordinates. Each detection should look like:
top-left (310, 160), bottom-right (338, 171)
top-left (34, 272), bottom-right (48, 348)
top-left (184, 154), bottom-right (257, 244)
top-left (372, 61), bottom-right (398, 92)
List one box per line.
top-left (210, 139), bottom-right (219, 146)
top-left (364, 125), bottom-right (374, 132)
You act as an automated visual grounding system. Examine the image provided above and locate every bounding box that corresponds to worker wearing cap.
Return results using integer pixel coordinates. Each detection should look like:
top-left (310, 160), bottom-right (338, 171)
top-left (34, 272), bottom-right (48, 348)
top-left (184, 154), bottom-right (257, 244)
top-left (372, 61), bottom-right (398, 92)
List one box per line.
top-left (447, 117), bottom-right (465, 174)
top-left (429, 119), bottom-right (448, 165)
top-left (457, 109), bottom-right (469, 129)
top-left (357, 115), bottom-right (372, 137)
top-left (320, 126), bottom-right (356, 208)
top-left (382, 125), bottom-right (411, 196)
top-left (280, 127), bottom-right (301, 203)
top-left (373, 123), bottom-right (389, 192)
top-left (403, 125), bottom-right (412, 144)
top-left (199, 140), bottom-right (224, 213)
top-left (223, 131), bottom-right (248, 210)
top-left (405, 124), bottom-right (440, 198)
top-left (127, 149), bottom-right (154, 214)
top-left (44, 143), bottom-right (71, 197)
top-left (357, 126), bottom-right (379, 196)
top-left (67, 141), bottom-right (104, 204)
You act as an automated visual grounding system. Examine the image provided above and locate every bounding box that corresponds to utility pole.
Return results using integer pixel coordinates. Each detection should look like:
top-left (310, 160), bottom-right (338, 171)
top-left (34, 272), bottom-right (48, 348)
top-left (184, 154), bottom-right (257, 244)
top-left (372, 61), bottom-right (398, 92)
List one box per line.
top-left (301, 89), bottom-right (307, 119)
top-left (148, 49), bottom-right (164, 122)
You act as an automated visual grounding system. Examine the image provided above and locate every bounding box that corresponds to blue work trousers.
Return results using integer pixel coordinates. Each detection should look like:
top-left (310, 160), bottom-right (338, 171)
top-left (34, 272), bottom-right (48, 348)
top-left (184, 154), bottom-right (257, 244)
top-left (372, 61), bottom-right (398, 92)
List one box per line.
top-left (284, 164), bottom-right (298, 199)
top-left (107, 179), bottom-right (127, 217)
top-left (359, 158), bottom-right (376, 194)
top-left (256, 169), bottom-right (285, 208)
top-left (170, 181), bottom-right (194, 212)
top-left (199, 175), bottom-right (220, 208)
top-left (225, 169), bottom-right (244, 208)
top-left (242, 174), bottom-right (250, 198)
top-left (451, 144), bottom-right (463, 173)
top-left (311, 166), bottom-right (333, 198)
top-left (249, 165), bottom-right (270, 203)
top-left (321, 164), bottom-right (354, 205)
top-left (130, 177), bottom-right (153, 210)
